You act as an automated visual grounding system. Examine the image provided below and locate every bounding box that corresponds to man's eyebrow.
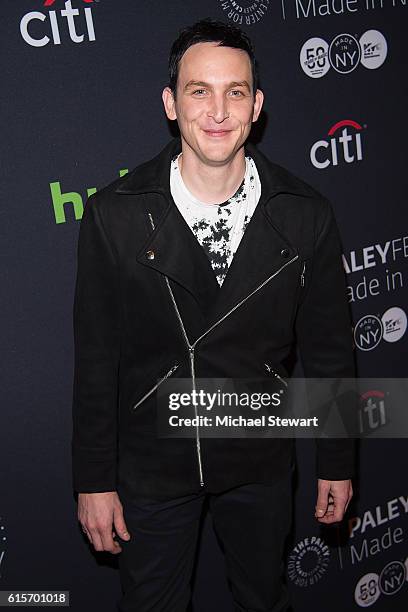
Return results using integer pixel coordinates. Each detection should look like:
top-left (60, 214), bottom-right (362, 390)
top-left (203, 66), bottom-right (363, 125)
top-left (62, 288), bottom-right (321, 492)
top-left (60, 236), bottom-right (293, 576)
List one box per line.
top-left (184, 80), bottom-right (209, 90)
top-left (228, 80), bottom-right (251, 90)
top-left (184, 80), bottom-right (251, 91)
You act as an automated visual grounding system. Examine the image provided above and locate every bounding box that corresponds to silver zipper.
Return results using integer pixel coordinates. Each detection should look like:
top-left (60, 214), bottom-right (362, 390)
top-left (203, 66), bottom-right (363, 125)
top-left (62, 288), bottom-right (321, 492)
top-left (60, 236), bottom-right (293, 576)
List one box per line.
top-left (148, 212), bottom-right (204, 486)
top-left (189, 345), bottom-right (204, 486)
top-left (132, 363), bottom-right (179, 410)
top-left (147, 211), bottom-right (297, 486)
top-left (192, 254), bottom-right (299, 347)
top-left (264, 362), bottom-right (288, 388)
top-left (166, 276), bottom-right (204, 487)
top-left (300, 261), bottom-right (306, 287)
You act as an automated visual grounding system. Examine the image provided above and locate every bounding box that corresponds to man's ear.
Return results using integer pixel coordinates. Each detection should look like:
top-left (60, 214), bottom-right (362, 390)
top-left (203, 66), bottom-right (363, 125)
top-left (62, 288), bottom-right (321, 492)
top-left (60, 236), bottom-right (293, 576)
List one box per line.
top-left (162, 87), bottom-right (177, 121)
top-left (252, 89), bottom-right (264, 123)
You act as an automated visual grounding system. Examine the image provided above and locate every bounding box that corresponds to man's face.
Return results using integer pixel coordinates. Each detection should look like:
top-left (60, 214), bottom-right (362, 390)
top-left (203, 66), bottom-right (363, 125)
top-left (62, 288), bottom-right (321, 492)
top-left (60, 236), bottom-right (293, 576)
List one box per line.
top-left (162, 42), bottom-right (264, 166)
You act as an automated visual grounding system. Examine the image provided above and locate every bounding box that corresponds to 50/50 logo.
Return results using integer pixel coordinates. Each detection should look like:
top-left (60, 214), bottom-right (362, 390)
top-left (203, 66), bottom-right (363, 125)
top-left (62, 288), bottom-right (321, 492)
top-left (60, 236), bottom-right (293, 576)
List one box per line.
top-left (20, 0), bottom-right (97, 47)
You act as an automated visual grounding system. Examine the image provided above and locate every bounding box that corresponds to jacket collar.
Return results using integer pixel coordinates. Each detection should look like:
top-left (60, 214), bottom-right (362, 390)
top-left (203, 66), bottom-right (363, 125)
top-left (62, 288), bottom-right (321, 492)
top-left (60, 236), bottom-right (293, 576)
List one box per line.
top-left (114, 137), bottom-right (314, 200)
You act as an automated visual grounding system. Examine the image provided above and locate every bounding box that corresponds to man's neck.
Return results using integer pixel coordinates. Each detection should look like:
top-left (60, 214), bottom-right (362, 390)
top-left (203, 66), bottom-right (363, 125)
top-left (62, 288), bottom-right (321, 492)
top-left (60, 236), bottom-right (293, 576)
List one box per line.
top-left (178, 144), bottom-right (246, 205)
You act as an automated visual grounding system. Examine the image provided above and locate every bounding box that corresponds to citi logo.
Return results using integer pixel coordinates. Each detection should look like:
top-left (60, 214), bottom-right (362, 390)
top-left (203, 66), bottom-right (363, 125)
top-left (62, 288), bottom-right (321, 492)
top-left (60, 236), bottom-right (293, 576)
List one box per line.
top-left (310, 119), bottom-right (364, 170)
top-left (20, 0), bottom-right (96, 47)
top-left (43, 0), bottom-right (93, 5)
top-left (358, 390), bottom-right (386, 434)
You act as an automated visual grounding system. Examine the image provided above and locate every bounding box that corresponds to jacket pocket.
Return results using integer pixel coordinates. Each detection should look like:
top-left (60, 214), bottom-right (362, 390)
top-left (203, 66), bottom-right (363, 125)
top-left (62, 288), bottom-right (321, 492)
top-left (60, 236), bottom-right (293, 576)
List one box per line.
top-left (131, 362), bottom-right (179, 411)
top-left (290, 258), bottom-right (310, 329)
top-left (300, 260), bottom-right (306, 289)
top-left (298, 259), bottom-right (311, 304)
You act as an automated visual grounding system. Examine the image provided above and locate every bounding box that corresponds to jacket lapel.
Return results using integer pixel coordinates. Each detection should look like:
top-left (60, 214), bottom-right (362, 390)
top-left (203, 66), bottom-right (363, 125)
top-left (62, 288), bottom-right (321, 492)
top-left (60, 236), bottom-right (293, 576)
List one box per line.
top-left (115, 139), bottom-right (220, 314)
top-left (202, 195), bottom-right (299, 327)
top-left (136, 197), bottom-right (220, 315)
top-left (202, 142), bottom-right (317, 327)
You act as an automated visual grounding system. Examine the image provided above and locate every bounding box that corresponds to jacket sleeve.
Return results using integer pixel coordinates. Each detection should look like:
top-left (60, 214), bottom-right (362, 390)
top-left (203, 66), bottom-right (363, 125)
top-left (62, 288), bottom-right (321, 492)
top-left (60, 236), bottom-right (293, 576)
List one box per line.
top-left (71, 193), bottom-right (121, 493)
top-left (295, 197), bottom-right (357, 480)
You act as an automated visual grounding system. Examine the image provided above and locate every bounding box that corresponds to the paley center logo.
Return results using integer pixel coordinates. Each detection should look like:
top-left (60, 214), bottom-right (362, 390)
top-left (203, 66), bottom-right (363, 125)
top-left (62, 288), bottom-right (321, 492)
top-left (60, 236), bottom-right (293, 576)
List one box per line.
top-left (300, 30), bottom-right (388, 78)
top-left (218, 0), bottom-right (270, 26)
top-left (310, 119), bottom-right (364, 170)
top-left (20, 0), bottom-right (97, 47)
top-left (287, 535), bottom-right (330, 587)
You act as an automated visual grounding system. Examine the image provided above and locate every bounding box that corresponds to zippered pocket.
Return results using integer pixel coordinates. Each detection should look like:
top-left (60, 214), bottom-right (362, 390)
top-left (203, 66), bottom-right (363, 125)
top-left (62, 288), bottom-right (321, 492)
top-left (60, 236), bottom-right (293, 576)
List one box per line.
top-left (298, 259), bottom-right (312, 300)
top-left (132, 363), bottom-right (179, 411)
top-left (264, 362), bottom-right (288, 388)
top-left (300, 261), bottom-right (306, 288)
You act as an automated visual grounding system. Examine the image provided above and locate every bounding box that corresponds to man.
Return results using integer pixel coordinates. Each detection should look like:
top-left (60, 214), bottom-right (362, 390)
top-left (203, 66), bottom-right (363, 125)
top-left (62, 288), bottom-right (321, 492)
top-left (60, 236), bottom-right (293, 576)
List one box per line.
top-left (72, 19), bottom-right (355, 612)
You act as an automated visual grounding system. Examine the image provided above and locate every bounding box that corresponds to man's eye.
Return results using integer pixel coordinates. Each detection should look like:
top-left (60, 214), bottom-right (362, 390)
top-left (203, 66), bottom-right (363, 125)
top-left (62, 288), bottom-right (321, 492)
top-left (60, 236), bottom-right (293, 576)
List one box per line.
top-left (230, 90), bottom-right (244, 97)
top-left (193, 89), bottom-right (206, 95)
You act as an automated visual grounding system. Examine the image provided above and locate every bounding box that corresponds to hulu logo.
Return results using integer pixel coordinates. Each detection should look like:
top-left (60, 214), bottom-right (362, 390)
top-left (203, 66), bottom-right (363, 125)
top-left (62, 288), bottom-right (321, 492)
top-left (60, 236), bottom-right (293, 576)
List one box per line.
top-left (50, 169), bottom-right (128, 224)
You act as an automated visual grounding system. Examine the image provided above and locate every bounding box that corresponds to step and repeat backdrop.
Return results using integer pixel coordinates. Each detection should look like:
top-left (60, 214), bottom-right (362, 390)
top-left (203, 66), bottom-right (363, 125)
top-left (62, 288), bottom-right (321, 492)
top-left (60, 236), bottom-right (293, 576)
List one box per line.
top-left (1, 1), bottom-right (407, 610)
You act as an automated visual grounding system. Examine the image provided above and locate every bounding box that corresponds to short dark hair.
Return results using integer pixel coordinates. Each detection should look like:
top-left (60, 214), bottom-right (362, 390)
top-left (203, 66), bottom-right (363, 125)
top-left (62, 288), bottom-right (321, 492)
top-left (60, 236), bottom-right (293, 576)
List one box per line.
top-left (168, 18), bottom-right (259, 97)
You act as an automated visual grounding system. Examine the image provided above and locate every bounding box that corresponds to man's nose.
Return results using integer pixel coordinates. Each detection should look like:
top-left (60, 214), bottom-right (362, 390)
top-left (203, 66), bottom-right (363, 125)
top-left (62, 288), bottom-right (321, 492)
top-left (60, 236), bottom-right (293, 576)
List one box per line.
top-left (207, 95), bottom-right (230, 123)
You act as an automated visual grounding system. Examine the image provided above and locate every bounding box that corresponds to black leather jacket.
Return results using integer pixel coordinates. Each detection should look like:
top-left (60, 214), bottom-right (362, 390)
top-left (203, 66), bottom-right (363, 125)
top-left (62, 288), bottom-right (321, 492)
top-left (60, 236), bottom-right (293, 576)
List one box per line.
top-left (71, 138), bottom-right (356, 499)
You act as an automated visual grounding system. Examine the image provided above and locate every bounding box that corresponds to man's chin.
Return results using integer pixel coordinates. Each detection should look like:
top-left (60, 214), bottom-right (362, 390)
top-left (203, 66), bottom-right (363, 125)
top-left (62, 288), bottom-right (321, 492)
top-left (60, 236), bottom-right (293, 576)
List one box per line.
top-left (196, 141), bottom-right (242, 166)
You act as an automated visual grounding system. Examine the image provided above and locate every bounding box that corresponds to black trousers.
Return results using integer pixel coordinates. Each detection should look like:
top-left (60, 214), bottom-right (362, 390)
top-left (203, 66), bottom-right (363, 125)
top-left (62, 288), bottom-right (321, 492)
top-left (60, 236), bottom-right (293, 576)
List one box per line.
top-left (117, 470), bottom-right (293, 612)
